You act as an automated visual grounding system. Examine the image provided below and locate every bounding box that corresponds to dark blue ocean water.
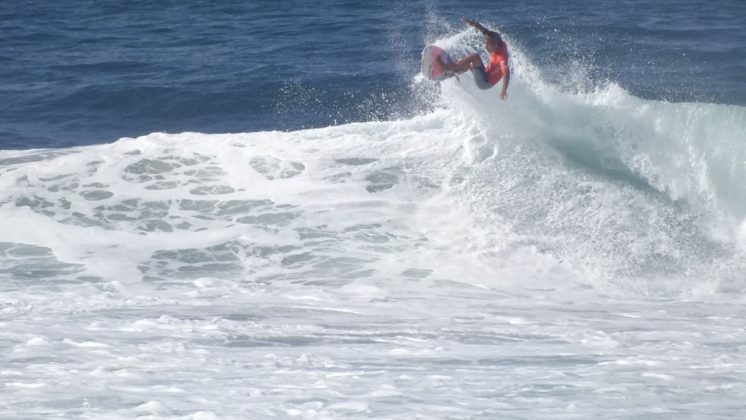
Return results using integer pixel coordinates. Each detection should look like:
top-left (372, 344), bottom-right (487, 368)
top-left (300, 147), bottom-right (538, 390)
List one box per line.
top-left (2, 0), bottom-right (745, 149)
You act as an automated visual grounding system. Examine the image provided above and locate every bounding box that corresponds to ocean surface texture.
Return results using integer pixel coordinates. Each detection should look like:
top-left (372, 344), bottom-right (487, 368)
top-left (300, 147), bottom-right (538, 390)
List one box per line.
top-left (2, 0), bottom-right (746, 418)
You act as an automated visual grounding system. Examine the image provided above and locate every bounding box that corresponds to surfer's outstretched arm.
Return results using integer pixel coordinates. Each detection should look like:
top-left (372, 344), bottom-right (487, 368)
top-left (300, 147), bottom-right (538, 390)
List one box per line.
top-left (463, 18), bottom-right (494, 36)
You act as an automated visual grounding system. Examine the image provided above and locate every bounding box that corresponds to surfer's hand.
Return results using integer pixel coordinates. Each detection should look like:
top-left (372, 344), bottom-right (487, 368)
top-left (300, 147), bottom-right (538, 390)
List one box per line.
top-left (500, 91), bottom-right (508, 100)
top-left (463, 18), bottom-right (475, 27)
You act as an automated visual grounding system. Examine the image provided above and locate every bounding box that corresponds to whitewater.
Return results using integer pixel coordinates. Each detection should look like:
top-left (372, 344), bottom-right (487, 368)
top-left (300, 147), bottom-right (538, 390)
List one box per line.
top-left (2, 31), bottom-right (746, 419)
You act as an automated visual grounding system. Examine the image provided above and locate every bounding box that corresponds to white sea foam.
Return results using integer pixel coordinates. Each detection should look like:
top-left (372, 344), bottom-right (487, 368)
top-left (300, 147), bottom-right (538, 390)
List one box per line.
top-left (1, 32), bottom-right (746, 419)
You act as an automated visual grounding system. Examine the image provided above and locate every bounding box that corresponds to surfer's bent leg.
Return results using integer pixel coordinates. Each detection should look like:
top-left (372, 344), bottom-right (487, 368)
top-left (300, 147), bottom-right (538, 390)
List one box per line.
top-left (470, 64), bottom-right (493, 90)
top-left (439, 54), bottom-right (483, 74)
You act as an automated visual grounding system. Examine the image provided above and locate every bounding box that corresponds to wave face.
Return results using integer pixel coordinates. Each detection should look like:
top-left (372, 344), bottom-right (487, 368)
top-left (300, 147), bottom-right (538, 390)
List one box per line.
top-left (430, 31), bottom-right (746, 292)
top-left (2, 33), bottom-right (746, 418)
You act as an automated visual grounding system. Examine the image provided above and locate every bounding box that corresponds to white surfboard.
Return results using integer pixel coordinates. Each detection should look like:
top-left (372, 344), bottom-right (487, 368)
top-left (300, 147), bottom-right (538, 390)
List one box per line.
top-left (421, 45), bottom-right (454, 81)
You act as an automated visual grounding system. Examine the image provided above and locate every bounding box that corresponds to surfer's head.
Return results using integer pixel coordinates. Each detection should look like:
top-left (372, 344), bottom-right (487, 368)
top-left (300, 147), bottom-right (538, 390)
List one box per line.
top-left (484, 31), bottom-right (503, 52)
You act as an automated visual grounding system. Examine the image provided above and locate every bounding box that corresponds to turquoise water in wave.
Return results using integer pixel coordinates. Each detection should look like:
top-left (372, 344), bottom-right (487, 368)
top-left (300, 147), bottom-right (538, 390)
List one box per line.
top-left (2, 1), bottom-right (746, 419)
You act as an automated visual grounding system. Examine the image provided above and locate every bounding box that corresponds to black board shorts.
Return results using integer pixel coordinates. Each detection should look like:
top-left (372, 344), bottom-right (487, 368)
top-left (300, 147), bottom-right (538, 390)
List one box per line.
top-left (470, 64), bottom-right (493, 90)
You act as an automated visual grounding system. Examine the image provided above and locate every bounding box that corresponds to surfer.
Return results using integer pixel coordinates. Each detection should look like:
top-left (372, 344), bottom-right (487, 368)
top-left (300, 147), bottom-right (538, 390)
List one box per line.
top-left (436, 18), bottom-right (510, 99)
